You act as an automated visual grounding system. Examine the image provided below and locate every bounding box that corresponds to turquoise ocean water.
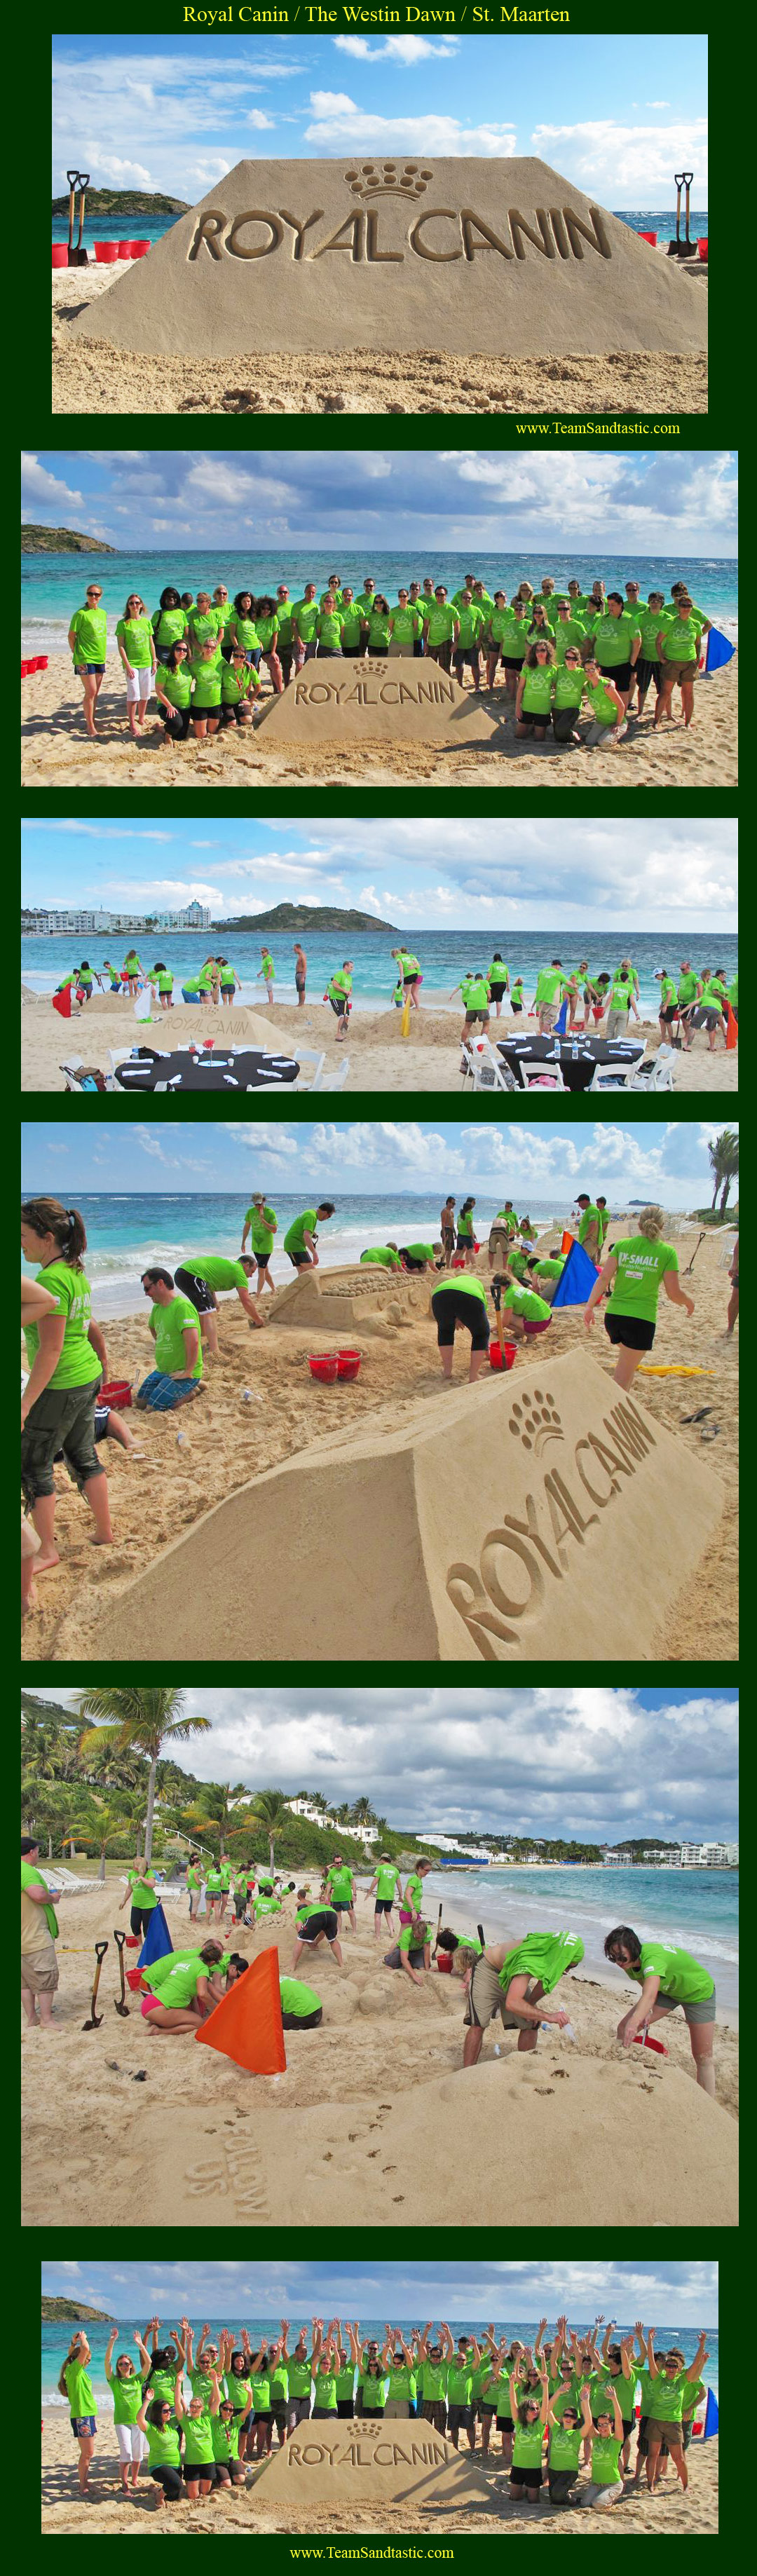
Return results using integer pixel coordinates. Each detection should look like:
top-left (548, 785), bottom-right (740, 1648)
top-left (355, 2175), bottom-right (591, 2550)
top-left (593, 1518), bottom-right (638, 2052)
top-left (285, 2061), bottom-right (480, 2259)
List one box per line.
top-left (42, 2314), bottom-right (718, 2411)
top-left (22, 552), bottom-right (738, 660)
top-left (19, 928), bottom-right (739, 1019)
top-left (428, 1862), bottom-right (737, 2013)
top-left (51, 207), bottom-right (709, 250)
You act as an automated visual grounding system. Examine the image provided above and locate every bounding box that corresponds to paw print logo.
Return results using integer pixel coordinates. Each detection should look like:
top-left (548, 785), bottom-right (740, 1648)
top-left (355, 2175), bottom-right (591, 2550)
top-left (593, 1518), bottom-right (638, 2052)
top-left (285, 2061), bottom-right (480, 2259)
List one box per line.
top-left (344, 162), bottom-right (434, 202)
top-left (509, 1391), bottom-right (563, 1457)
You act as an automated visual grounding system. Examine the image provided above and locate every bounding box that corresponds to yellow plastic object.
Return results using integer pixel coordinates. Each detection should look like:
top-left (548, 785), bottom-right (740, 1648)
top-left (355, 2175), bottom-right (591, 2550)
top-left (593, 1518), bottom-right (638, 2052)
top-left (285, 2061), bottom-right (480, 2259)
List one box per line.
top-left (638, 1365), bottom-right (714, 1377)
top-left (401, 993), bottom-right (411, 1037)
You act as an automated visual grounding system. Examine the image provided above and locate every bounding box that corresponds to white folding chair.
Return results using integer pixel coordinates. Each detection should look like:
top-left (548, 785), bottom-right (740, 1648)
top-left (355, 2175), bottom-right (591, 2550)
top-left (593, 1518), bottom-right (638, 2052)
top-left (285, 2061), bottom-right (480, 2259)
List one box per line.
top-left (517, 1056), bottom-right (566, 1091)
top-left (289, 1049), bottom-right (328, 1091)
top-left (630, 1044), bottom-right (676, 1093)
top-left (587, 1058), bottom-right (637, 1093)
top-left (460, 1038), bottom-right (516, 1092)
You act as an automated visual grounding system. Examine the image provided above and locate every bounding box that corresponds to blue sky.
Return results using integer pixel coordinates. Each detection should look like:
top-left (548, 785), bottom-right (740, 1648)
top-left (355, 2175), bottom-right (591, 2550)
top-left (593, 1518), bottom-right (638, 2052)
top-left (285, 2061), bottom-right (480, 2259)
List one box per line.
top-left (21, 448), bottom-right (737, 557)
top-left (21, 816), bottom-right (738, 932)
top-left (49, 1685), bottom-right (737, 1844)
top-left (41, 2257), bottom-right (717, 2328)
top-left (52, 34), bottom-right (707, 208)
top-left (20, 1116), bottom-right (737, 1208)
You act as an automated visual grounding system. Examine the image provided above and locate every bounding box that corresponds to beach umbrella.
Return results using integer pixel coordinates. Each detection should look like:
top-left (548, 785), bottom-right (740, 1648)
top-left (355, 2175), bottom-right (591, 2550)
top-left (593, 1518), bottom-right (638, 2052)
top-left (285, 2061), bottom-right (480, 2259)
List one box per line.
top-left (551, 1239), bottom-right (600, 1309)
top-left (137, 1901), bottom-right (173, 1972)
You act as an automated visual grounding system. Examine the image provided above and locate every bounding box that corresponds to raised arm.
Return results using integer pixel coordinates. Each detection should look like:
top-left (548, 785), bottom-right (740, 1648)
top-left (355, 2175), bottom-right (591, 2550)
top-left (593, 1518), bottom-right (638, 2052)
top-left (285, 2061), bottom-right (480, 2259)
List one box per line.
top-left (646, 2329), bottom-right (659, 2383)
top-left (608, 2382), bottom-right (623, 2438)
top-left (174, 2368), bottom-right (188, 2422)
top-left (535, 2317), bottom-right (548, 2360)
top-left (687, 2331), bottom-right (709, 2384)
top-left (104, 2329), bottom-right (118, 2384)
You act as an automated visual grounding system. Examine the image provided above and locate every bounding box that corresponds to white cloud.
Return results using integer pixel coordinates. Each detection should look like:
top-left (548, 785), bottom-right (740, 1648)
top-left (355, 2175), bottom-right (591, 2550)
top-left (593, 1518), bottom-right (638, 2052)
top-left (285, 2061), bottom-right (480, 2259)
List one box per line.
top-left (305, 111), bottom-right (518, 157)
top-left (87, 154), bottom-right (154, 188)
top-left (532, 118), bottom-right (708, 203)
top-left (309, 90), bottom-right (360, 116)
top-left (22, 454), bottom-right (85, 517)
top-left (334, 35), bottom-right (460, 63)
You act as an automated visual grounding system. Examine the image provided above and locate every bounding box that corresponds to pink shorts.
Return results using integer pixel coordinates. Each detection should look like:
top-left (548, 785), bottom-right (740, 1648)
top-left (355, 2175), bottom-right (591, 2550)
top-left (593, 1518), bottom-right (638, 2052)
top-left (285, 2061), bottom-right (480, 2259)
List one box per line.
top-left (141, 1991), bottom-right (159, 2017)
top-left (523, 1316), bottom-right (552, 1335)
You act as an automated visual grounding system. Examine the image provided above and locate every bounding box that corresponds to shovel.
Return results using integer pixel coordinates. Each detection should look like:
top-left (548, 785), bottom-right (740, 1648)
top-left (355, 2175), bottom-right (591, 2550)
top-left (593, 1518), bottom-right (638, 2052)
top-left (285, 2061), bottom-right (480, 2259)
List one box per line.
top-left (83, 1939), bottom-right (109, 2029)
top-left (490, 1273), bottom-right (507, 1362)
top-left (433, 1901), bottom-right (444, 1957)
top-left (114, 1928), bottom-right (130, 2017)
top-left (477, 1923), bottom-right (486, 1950)
top-left (668, 172), bottom-right (695, 258)
top-left (66, 170), bottom-right (79, 266)
top-left (73, 173), bottom-right (90, 267)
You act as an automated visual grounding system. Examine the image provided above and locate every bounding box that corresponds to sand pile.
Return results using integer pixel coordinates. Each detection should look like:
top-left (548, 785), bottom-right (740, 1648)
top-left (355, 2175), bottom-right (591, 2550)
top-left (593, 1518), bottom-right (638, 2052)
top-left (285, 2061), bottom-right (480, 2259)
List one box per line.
top-left (254, 658), bottom-right (503, 748)
top-left (254, 2419), bottom-right (497, 2511)
top-left (67, 160), bottom-right (707, 362)
top-left (89, 1350), bottom-right (723, 1665)
top-left (23, 1896), bottom-right (737, 2234)
top-left (267, 1263), bottom-right (431, 1334)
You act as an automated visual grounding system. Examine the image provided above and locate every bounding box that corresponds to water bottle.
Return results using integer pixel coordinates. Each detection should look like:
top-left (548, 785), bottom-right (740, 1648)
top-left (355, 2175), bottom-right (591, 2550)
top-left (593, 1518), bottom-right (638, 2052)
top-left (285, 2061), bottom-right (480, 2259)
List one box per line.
top-left (541, 2019), bottom-right (577, 2043)
top-left (177, 1431), bottom-right (186, 1447)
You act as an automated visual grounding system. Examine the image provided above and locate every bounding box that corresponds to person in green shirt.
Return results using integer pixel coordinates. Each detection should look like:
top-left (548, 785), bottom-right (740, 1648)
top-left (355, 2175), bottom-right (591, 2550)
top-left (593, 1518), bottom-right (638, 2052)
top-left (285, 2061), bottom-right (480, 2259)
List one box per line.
top-left (58, 2332), bottom-right (99, 2493)
top-left (604, 1924), bottom-right (716, 2092)
top-left (384, 1911), bottom-right (431, 1984)
top-left (280, 1975), bottom-right (322, 2027)
top-left (633, 590), bottom-right (669, 718)
top-left (364, 1855), bottom-right (402, 1936)
top-left (257, 946), bottom-right (275, 1004)
top-left (400, 1860), bottom-right (434, 1923)
top-left (516, 636), bottom-right (557, 738)
top-left (283, 1203), bottom-right (336, 1269)
top-left (119, 1855), bottom-right (158, 1934)
top-left (141, 1941), bottom-right (231, 2029)
top-left (154, 639), bottom-right (193, 741)
top-left (337, 586), bottom-right (367, 657)
top-left (443, 2332), bottom-right (482, 2451)
top-left (591, 593), bottom-right (641, 711)
top-left (552, 597), bottom-right (588, 661)
top-left (241, 1195), bottom-right (278, 1292)
top-left (147, 962), bottom-right (175, 1010)
top-left (526, 601), bottom-right (556, 650)
top-left (316, 599), bottom-right (346, 655)
top-left (137, 1265), bottom-right (204, 1401)
top-left (67, 580), bottom-right (107, 738)
top-left (324, 1855), bottom-right (357, 1929)
top-left (529, 961), bottom-right (573, 1033)
top-left (273, 583), bottom-right (296, 682)
top-left (451, 590), bottom-right (484, 689)
top-left (172, 1252), bottom-right (261, 1357)
top-left (434, 1928), bottom-right (483, 1982)
top-left (186, 1853), bottom-right (204, 1918)
top-left (292, 584), bottom-right (319, 661)
top-left (484, 954), bottom-right (509, 1017)
top-left (452, 971), bottom-right (491, 1042)
top-left (656, 968), bottom-right (679, 1044)
top-left (188, 635), bottom-right (222, 737)
top-left (379, 2329), bottom-right (418, 2420)
top-left (582, 656), bottom-right (628, 747)
top-left (135, 2376), bottom-right (184, 2509)
top-left (423, 586), bottom-right (459, 670)
top-left (360, 1243), bottom-right (402, 1268)
top-left (391, 945), bottom-right (423, 1008)
top-left (576, 2378), bottom-right (625, 2512)
top-left (575, 1192), bottom-right (601, 1260)
top-left (151, 590), bottom-right (189, 657)
top-left (227, 591), bottom-right (260, 666)
top-left (219, 649), bottom-right (259, 725)
top-left (430, 1272), bottom-right (491, 1382)
top-left (325, 960), bottom-right (353, 1040)
top-left (585, 1203), bottom-right (694, 1389)
top-left (104, 2331), bottom-right (151, 2492)
top-left (489, 594), bottom-right (529, 697)
top-left (292, 1893), bottom-right (345, 1970)
top-left (655, 591), bottom-right (708, 730)
top-left (675, 960), bottom-right (703, 1050)
top-left (210, 2391), bottom-right (246, 2485)
top-left (175, 2363), bottom-right (220, 2499)
top-left (509, 2351), bottom-right (549, 2500)
top-left (116, 592), bottom-right (157, 737)
top-left (365, 594), bottom-right (392, 653)
top-left (388, 590), bottom-right (421, 653)
top-left (414, 2324), bottom-right (452, 2432)
top-left (497, 1272), bottom-right (553, 1340)
top-left (21, 1195), bottom-right (113, 1565)
top-left (463, 1930), bottom-right (584, 2066)
top-left (186, 592), bottom-right (223, 660)
top-left (697, 968), bottom-right (730, 1051)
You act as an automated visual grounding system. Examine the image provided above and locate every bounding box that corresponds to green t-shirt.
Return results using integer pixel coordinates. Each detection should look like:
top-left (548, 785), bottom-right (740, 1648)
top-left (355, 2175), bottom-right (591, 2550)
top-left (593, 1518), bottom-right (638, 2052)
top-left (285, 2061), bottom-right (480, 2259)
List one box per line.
top-left (274, 598), bottom-right (294, 648)
top-left (287, 2357), bottom-right (313, 2399)
top-left (145, 2418), bottom-right (181, 2467)
top-left (111, 2371), bottom-right (143, 2425)
top-left (456, 605), bottom-right (484, 648)
top-left (186, 1865), bottom-right (202, 1891)
top-left (504, 1283), bottom-right (551, 1321)
top-left (327, 969), bottom-right (353, 1003)
top-left (398, 1920), bottom-right (428, 1955)
top-left (376, 1865), bottom-right (400, 1901)
top-left (229, 613), bottom-right (259, 653)
top-left (156, 660), bottom-right (192, 709)
top-left (386, 2364), bottom-right (416, 2402)
top-left (609, 1236), bottom-right (678, 1323)
top-left (185, 1255), bottom-right (247, 1293)
top-left (533, 1256), bottom-right (564, 1280)
top-left (151, 1292), bottom-right (204, 1381)
top-left (534, 967), bottom-right (569, 1007)
top-left (660, 975), bottom-right (677, 1009)
top-left (461, 976), bottom-right (491, 1011)
top-left (325, 1865), bottom-right (354, 1901)
top-left (548, 2421), bottom-right (582, 2472)
top-left (270, 2361), bottom-right (289, 2403)
top-left (189, 658), bottom-right (222, 709)
top-left (339, 601), bottom-right (365, 647)
top-left (247, 1204), bottom-right (277, 1256)
top-left (590, 2432), bottom-right (622, 2485)
top-left (512, 2419), bottom-right (545, 2469)
top-left (280, 1977), bottom-right (321, 2018)
top-left (293, 598), bottom-right (319, 642)
top-left (498, 1929), bottom-right (580, 1996)
top-left (550, 2375), bottom-right (582, 2421)
top-left (591, 610), bottom-right (641, 667)
top-left (20, 1860), bottom-right (59, 1939)
top-left (625, 1940), bottom-right (714, 2005)
top-left (116, 614), bottom-right (154, 669)
top-left (390, 605), bottom-right (421, 645)
top-left (212, 2413), bottom-right (240, 2462)
top-left (507, 1248), bottom-right (530, 1279)
top-left (334, 2364), bottom-right (355, 2401)
top-left (432, 1273), bottom-right (488, 1309)
top-left (221, 662), bottom-right (257, 705)
top-left (317, 608), bottom-right (345, 650)
top-left (446, 2361), bottom-right (475, 2406)
top-left (224, 2372), bottom-right (253, 2413)
top-left (585, 676), bottom-right (622, 725)
top-left (188, 611), bottom-right (222, 657)
top-left (358, 2367), bottom-right (387, 2408)
top-left (677, 971), bottom-right (700, 1005)
top-left (205, 1868), bottom-right (222, 1893)
top-left (152, 606), bottom-right (188, 653)
top-left (637, 606), bottom-right (669, 662)
top-left (681, 2378), bottom-right (706, 2422)
top-left (662, 615), bottom-right (702, 662)
top-left (64, 2359), bottom-right (97, 2418)
top-left (403, 1872), bottom-right (428, 1914)
top-left (23, 1260), bottom-right (102, 1391)
top-left (360, 1247), bottom-right (401, 1268)
top-left (420, 2359), bottom-right (448, 2401)
top-left (578, 1204), bottom-right (601, 1244)
top-left (145, 1954), bottom-right (219, 2007)
top-left (69, 606), bottom-right (107, 664)
top-left (553, 665), bottom-right (585, 709)
top-left (553, 616), bottom-right (587, 661)
top-left (314, 2364), bottom-right (337, 2410)
top-left (367, 611), bottom-right (391, 650)
top-left (424, 602), bottom-right (456, 644)
top-left (146, 2366), bottom-right (177, 2406)
top-left (284, 1208), bottom-right (318, 1260)
top-left (128, 1868), bottom-right (157, 1909)
top-left (250, 2370), bottom-right (271, 2409)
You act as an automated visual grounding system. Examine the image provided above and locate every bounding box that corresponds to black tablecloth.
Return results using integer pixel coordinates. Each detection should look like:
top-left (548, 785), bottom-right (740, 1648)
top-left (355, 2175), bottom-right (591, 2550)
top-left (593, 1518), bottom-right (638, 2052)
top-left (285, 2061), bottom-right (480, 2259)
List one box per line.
top-left (114, 1047), bottom-right (299, 1092)
top-left (496, 1034), bottom-right (646, 1093)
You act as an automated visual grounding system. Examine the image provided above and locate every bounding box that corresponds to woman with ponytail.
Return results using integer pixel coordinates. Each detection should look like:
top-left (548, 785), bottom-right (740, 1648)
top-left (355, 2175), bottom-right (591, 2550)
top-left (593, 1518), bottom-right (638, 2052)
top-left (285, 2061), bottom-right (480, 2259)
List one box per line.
top-left (21, 1197), bottom-right (113, 1571)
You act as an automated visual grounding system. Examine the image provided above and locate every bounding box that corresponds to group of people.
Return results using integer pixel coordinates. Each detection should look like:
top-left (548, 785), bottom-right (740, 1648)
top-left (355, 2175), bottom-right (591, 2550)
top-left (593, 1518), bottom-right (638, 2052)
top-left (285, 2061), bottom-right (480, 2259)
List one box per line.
top-left (57, 2305), bottom-right (710, 2512)
top-left (64, 568), bottom-right (716, 747)
top-left (52, 946), bottom-right (298, 1013)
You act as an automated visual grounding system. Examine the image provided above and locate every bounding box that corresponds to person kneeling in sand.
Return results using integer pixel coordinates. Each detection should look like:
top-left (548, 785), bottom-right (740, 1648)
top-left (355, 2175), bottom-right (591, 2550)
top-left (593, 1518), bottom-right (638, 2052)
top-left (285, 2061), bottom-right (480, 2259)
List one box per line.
top-left (137, 1266), bottom-right (205, 1410)
top-left (463, 1930), bottom-right (583, 2066)
top-left (576, 2378), bottom-right (627, 2512)
top-left (493, 1267), bottom-right (553, 1342)
top-left (291, 1893), bottom-right (344, 1972)
top-left (139, 1941), bottom-right (231, 2031)
top-left (383, 1911), bottom-right (430, 1985)
top-left (430, 1270), bottom-right (491, 1382)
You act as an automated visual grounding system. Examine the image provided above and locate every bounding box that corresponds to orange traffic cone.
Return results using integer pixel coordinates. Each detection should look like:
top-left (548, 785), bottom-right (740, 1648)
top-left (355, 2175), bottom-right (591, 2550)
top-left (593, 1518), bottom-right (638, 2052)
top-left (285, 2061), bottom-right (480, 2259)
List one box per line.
top-left (561, 1229), bottom-right (574, 1255)
top-left (195, 1947), bottom-right (286, 2075)
top-left (725, 1007), bottom-right (738, 1051)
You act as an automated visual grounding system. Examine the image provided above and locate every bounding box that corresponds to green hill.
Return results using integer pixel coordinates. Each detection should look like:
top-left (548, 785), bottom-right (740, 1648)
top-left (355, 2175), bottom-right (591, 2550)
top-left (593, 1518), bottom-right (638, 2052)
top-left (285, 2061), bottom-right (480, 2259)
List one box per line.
top-left (42, 2296), bottom-right (116, 2324)
top-left (214, 903), bottom-right (398, 933)
top-left (53, 189), bottom-right (188, 217)
top-left (22, 524), bottom-right (118, 555)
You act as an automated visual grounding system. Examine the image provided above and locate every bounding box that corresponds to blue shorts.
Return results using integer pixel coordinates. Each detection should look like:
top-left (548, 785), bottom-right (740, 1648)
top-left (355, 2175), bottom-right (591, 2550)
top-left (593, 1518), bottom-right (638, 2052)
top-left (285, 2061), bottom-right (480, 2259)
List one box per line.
top-left (75, 662), bottom-right (106, 676)
top-left (137, 1370), bottom-right (200, 1412)
top-left (71, 2415), bottom-right (97, 2438)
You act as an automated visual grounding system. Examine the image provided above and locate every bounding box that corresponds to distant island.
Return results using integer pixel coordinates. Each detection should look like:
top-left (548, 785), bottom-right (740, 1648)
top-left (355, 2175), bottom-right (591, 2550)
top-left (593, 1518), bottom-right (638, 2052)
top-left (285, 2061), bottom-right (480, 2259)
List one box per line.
top-left (212, 903), bottom-right (398, 933)
top-left (22, 525), bottom-right (118, 555)
top-left (53, 189), bottom-right (189, 218)
top-left (42, 2296), bottom-right (116, 2324)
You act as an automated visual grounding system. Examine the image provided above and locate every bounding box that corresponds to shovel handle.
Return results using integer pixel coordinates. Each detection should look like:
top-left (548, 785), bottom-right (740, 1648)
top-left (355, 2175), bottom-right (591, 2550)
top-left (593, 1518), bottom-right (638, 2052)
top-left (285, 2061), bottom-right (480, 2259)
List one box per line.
top-left (114, 1928), bottom-right (125, 1952)
top-left (95, 1939), bottom-right (109, 1961)
top-left (477, 1923), bottom-right (486, 1949)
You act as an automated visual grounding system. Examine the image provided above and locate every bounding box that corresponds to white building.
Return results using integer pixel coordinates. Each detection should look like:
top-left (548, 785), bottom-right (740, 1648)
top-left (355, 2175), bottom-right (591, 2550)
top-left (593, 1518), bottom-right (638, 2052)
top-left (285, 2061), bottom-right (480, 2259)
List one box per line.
top-left (22, 904), bottom-right (212, 934)
top-left (674, 1841), bottom-right (739, 1869)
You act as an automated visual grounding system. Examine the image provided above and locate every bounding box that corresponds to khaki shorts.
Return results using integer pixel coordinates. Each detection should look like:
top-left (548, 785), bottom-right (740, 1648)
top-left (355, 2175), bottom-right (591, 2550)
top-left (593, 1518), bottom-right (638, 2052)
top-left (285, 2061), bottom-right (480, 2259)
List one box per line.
top-left (538, 1004), bottom-right (558, 1031)
top-left (464, 1955), bottom-right (540, 2031)
top-left (21, 1949), bottom-right (60, 1994)
top-left (646, 2415), bottom-right (683, 2446)
top-left (660, 657), bottom-right (698, 686)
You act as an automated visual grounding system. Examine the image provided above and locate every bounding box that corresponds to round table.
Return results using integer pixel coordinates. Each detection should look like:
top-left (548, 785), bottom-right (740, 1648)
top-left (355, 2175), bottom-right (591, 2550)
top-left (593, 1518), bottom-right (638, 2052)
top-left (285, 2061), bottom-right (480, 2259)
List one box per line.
top-left (114, 1047), bottom-right (299, 1092)
top-left (496, 1034), bottom-right (646, 1093)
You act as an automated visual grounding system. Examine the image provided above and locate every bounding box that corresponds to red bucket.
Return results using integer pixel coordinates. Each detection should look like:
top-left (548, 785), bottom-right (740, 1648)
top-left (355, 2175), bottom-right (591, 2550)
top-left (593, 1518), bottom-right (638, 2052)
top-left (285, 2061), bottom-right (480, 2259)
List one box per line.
top-left (36, 656), bottom-right (48, 672)
top-left (697, 238), bottom-right (708, 260)
top-left (489, 1341), bottom-right (517, 1372)
top-left (100, 1379), bottom-right (132, 1410)
top-left (52, 243), bottom-right (68, 268)
top-left (639, 230), bottom-right (657, 246)
top-left (125, 1967), bottom-right (144, 1991)
top-left (132, 240), bottom-right (150, 258)
top-left (437, 1951), bottom-right (453, 1974)
top-left (337, 1349), bottom-right (361, 1380)
top-left (308, 1353), bottom-right (339, 1383)
top-left (95, 241), bottom-right (119, 263)
top-left (117, 241), bottom-right (134, 260)
top-left (21, 660), bottom-right (31, 677)
top-left (124, 1934), bottom-right (141, 1949)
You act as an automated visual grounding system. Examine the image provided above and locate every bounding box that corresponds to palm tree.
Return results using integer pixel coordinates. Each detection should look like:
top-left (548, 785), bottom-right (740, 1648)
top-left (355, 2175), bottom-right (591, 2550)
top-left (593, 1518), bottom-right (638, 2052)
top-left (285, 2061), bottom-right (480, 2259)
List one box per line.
top-left (246, 1789), bottom-right (289, 1876)
top-left (349, 1796), bottom-right (377, 1827)
top-left (76, 1687), bottom-right (211, 1865)
top-left (707, 1128), bottom-right (739, 1216)
top-left (75, 1806), bottom-right (133, 1881)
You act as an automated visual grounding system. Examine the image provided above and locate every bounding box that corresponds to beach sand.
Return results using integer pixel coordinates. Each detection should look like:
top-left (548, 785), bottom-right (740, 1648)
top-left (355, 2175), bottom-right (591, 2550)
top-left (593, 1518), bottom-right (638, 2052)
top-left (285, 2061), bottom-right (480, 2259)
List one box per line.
top-left (24, 1883), bottom-right (737, 2236)
top-left (21, 1226), bottom-right (737, 1670)
top-left (51, 259), bottom-right (708, 417)
top-left (21, 648), bottom-right (736, 791)
top-left (40, 2405), bottom-right (718, 2535)
top-left (21, 990), bottom-right (739, 1096)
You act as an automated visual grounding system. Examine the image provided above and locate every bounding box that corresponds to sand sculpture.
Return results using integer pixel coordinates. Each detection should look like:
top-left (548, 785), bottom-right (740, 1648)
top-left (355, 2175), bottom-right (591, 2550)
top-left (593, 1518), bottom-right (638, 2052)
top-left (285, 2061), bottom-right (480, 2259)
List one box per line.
top-left (267, 1264), bottom-right (432, 1333)
top-left (251, 2417), bottom-right (498, 2512)
top-left (254, 659), bottom-right (503, 749)
top-left (93, 1351), bottom-right (723, 1665)
top-left (69, 158), bottom-right (707, 360)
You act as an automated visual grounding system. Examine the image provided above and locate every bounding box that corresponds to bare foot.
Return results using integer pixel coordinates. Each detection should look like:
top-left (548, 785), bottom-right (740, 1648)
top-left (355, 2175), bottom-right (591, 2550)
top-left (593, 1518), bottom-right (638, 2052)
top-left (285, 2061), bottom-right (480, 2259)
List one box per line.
top-left (91, 1534), bottom-right (115, 1546)
top-left (33, 1550), bottom-right (62, 1574)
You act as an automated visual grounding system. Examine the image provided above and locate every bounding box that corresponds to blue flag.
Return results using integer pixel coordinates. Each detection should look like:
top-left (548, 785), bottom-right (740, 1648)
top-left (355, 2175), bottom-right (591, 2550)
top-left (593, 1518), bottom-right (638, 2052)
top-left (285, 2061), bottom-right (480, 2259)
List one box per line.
top-left (703, 2387), bottom-right (718, 2439)
top-left (551, 1239), bottom-right (600, 1309)
top-left (137, 1902), bottom-right (173, 1971)
top-left (554, 995), bottom-right (569, 1035)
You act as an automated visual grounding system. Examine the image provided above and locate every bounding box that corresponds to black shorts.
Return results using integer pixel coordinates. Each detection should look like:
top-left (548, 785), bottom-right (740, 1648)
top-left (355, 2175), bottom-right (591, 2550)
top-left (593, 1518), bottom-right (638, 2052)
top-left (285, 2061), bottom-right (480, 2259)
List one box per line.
top-left (282, 2005), bottom-right (322, 2028)
top-left (336, 2399), bottom-right (355, 2418)
top-left (297, 1908), bottom-right (338, 1942)
top-left (374, 1897), bottom-right (395, 1914)
top-left (174, 1266), bottom-right (216, 1314)
top-left (636, 656), bottom-right (663, 696)
top-left (518, 707), bottom-right (550, 728)
top-left (599, 659), bottom-right (632, 690)
top-left (447, 2404), bottom-right (472, 2432)
top-left (330, 1899), bottom-right (353, 1911)
top-left (503, 655), bottom-right (526, 672)
top-left (130, 1904), bottom-right (154, 1936)
top-left (287, 1250), bottom-right (313, 1269)
top-left (510, 2462), bottom-right (543, 2486)
top-left (488, 984), bottom-right (506, 1001)
top-left (312, 2406), bottom-right (339, 2421)
top-left (604, 1311), bottom-right (655, 1351)
top-left (162, 706), bottom-right (191, 739)
top-left (431, 1286), bottom-right (491, 1353)
top-left (402, 973), bottom-right (421, 988)
top-left (453, 646), bottom-right (481, 667)
top-left (252, 2408), bottom-right (272, 2426)
top-left (398, 1251), bottom-right (428, 1272)
top-left (184, 2459), bottom-right (216, 2483)
top-left (620, 2419), bottom-right (634, 2440)
top-left (660, 1004), bottom-right (678, 1023)
top-left (219, 700), bottom-right (250, 725)
top-left (329, 995), bottom-right (348, 1017)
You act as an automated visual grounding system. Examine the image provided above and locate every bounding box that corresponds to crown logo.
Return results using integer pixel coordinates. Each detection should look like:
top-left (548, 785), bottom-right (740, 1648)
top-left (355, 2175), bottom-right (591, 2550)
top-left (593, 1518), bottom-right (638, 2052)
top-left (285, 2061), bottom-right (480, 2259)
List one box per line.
top-left (344, 161), bottom-right (434, 201)
top-left (509, 1393), bottom-right (564, 1457)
